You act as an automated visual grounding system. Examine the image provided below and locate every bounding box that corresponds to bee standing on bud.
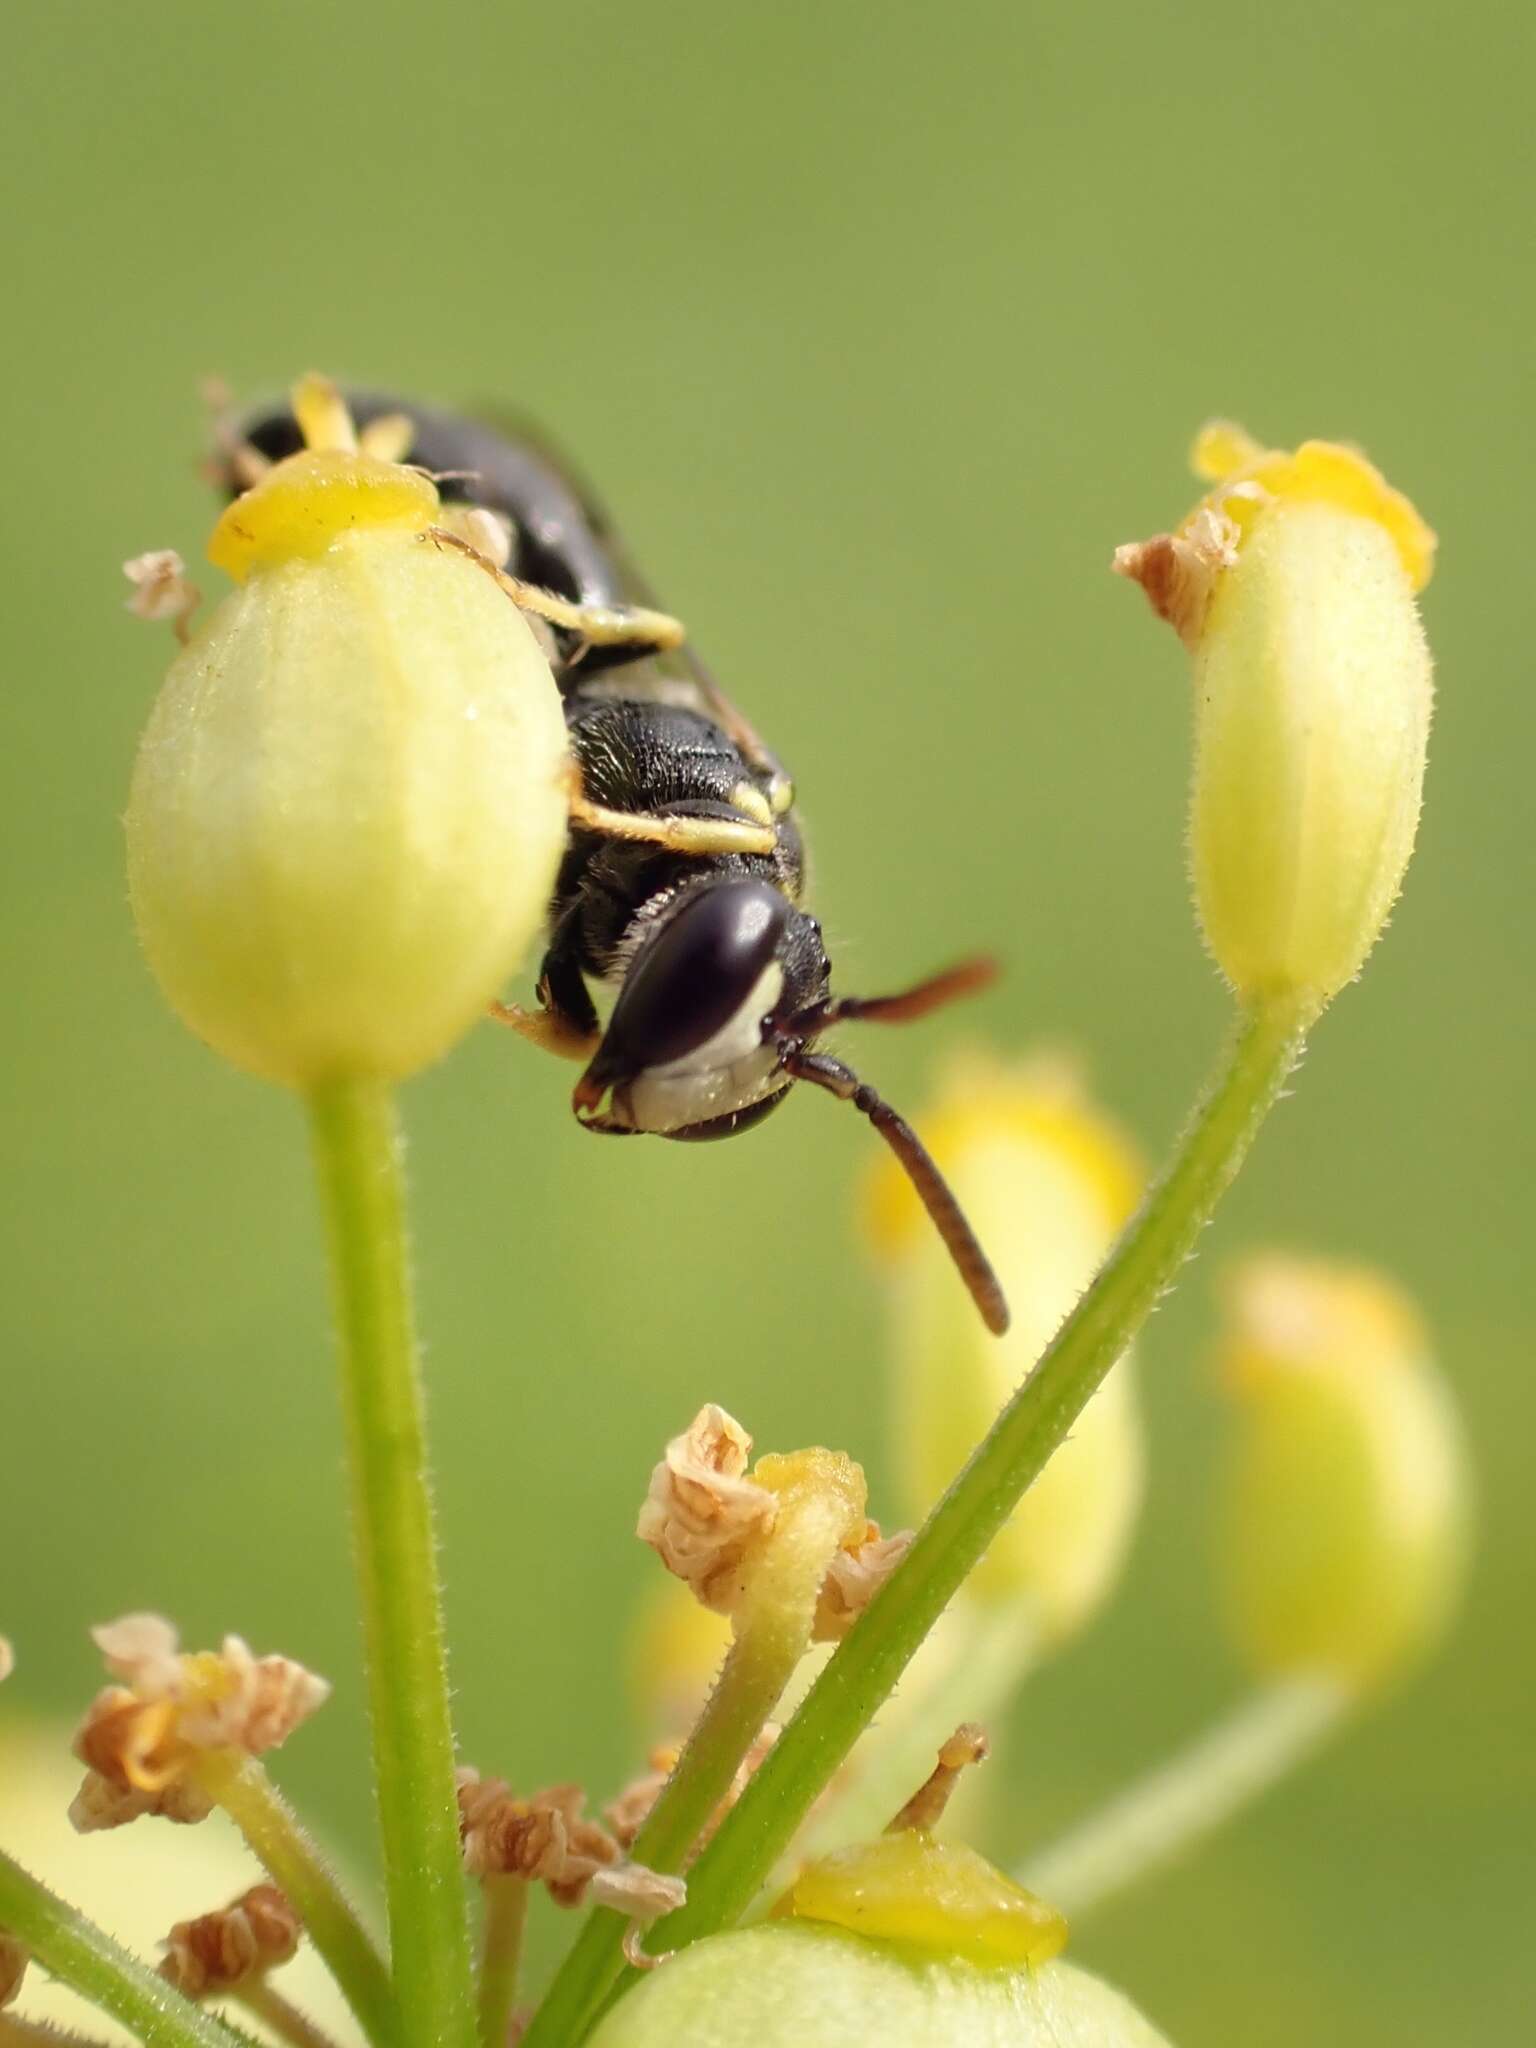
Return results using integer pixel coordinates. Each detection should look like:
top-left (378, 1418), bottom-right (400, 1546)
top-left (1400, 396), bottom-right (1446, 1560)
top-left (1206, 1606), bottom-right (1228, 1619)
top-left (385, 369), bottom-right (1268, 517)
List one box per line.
top-left (208, 387), bottom-right (1012, 1332)
top-left (1116, 423), bottom-right (1436, 1018)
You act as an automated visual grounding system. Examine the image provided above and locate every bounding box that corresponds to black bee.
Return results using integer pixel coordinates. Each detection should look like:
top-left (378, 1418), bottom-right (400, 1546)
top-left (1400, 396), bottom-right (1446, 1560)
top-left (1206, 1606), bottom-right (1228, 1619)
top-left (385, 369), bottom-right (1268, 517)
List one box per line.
top-left (220, 394), bottom-right (1009, 1334)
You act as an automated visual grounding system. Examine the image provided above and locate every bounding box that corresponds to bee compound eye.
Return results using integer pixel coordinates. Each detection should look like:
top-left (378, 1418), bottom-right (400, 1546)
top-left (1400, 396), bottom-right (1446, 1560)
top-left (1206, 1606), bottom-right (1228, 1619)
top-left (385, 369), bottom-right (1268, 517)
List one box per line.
top-left (591, 881), bottom-right (790, 1080)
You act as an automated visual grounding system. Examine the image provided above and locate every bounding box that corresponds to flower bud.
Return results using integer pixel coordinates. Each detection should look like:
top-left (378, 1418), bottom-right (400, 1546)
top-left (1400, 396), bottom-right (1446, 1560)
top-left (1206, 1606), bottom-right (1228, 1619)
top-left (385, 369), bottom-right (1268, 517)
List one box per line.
top-left (1116, 424), bottom-right (1435, 1015)
top-left (587, 1923), bottom-right (1173, 2047)
top-left (126, 376), bottom-right (569, 1086)
top-left (1217, 1255), bottom-right (1471, 1692)
top-left (865, 1054), bottom-right (1145, 1641)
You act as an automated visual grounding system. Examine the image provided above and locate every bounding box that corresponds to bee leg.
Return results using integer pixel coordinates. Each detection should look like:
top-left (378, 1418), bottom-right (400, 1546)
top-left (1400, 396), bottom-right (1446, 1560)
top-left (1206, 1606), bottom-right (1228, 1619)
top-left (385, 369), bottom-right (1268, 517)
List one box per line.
top-left (567, 788), bottom-right (777, 859)
top-left (490, 950), bottom-right (601, 1062)
top-left (423, 525), bottom-right (685, 653)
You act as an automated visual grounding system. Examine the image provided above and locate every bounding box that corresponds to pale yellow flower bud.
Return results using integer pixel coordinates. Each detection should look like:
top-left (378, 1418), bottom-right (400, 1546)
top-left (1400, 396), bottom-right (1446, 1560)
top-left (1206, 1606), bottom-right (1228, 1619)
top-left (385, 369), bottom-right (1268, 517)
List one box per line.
top-left (1217, 1255), bottom-right (1471, 1692)
top-left (865, 1054), bottom-right (1146, 1640)
top-left (126, 375), bottom-right (569, 1086)
top-left (1116, 424), bottom-right (1436, 1015)
top-left (587, 1923), bottom-right (1173, 2047)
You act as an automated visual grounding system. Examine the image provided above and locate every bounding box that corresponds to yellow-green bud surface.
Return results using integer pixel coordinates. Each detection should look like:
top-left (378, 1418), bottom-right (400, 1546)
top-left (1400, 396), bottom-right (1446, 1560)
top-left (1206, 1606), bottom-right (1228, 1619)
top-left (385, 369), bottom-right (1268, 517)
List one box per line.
top-left (588, 1923), bottom-right (1172, 2048)
top-left (128, 524), bottom-right (568, 1086)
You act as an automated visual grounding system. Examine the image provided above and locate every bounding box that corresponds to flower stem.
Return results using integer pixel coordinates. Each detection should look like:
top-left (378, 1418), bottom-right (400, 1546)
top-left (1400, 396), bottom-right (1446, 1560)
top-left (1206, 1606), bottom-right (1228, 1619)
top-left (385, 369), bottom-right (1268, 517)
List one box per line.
top-left (192, 1752), bottom-right (393, 2045)
top-left (0, 1850), bottom-right (241, 2048)
top-left (234, 1982), bottom-right (343, 2048)
top-left (474, 1879), bottom-right (528, 2048)
top-left (307, 1078), bottom-right (474, 2048)
top-left (524, 1472), bottom-right (857, 2047)
top-left (648, 999), bottom-right (1308, 1968)
top-left (1019, 1674), bottom-right (1348, 1916)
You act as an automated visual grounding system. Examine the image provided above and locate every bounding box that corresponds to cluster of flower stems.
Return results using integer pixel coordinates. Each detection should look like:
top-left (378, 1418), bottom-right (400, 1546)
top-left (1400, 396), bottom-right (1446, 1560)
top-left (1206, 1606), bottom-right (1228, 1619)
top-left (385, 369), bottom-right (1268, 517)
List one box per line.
top-left (0, 995), bottom-right (1313, 2048)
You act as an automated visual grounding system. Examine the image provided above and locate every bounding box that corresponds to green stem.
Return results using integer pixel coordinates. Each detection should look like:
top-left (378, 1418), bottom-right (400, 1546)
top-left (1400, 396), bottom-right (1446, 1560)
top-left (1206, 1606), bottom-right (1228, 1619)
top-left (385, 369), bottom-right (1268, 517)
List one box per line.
top-left (233, 1982), bottom-right (342, 2048)
top-left (1019, 1674), bottom-right (1348, 1917)
top-left (0, 1851), bottom-right (240, 2048)
top-left (192, 1752), bottom-right (393, 2045)
top-left (474, 1879), bottom-right (528, 2048)
top-left (644, 1000), bottom-right (1307, 1970)
top-left (307, 1079), bottom-right (475, 2048)
top-left (524, 1472), bottom-right (856, 2047)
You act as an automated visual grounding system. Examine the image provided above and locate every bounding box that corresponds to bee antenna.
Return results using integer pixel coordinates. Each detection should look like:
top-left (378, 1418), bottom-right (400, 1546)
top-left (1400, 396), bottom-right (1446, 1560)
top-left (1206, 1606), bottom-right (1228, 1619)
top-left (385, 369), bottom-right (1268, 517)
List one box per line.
top-left (780, 1045), bottom-right (1010, 1336)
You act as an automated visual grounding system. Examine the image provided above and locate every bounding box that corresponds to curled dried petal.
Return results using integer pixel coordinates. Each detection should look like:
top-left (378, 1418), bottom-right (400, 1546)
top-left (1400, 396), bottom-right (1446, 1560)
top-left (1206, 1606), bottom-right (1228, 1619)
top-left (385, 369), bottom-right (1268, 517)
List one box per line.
top-left (93, 1613), bottom-right (182, 1692)
top-left (457, 1770), bottom-right (620, 1905)
top-left (812, 1522), bottom-right (913, 1643)
top-left (589, 1863), bottom-right (687, 1925)
top-left (160, 1884), bottom-right (301, 1996)
top-left (1112, 501), bottom-right (1242, 649)
top-left (123, 549), bottom-right (200, 630)
top-left (592, 1864), bottom-right (689, 1965)
top-left (69, 1617), bottom-right (328, 1831)
top-left (181, 1636), bottom-right (331, 1754)
top-left (603, 1745), bottom-right (680, 1851)
top-left (636, 1406), bottom-right (778, 1614)
top-left (605, 1726), bottom-right (780, 1854)
top-left (69, 1768), bottom-right (215, 1833)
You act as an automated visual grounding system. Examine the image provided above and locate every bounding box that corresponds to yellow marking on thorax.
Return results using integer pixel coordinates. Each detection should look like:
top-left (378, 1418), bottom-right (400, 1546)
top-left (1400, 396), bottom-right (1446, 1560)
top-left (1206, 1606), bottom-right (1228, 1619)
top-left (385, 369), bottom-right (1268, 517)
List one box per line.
top-left (730, 782), bottom-right (775, 828)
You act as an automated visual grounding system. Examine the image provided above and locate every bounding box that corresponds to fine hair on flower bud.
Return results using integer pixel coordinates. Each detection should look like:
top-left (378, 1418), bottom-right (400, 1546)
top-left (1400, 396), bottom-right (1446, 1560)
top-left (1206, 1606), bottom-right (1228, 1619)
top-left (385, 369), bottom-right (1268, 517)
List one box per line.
top-left (126, 376), bottom-right (570, 1086)
top-left (1116, 425), bottom-right (1436, 1016)
top-left (586, 1923), bottom-right (1174, 2048)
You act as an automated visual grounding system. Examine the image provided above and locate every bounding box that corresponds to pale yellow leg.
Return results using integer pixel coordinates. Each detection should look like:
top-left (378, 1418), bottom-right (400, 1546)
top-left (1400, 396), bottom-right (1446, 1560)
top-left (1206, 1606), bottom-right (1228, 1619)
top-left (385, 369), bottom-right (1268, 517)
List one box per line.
top-left (567, 792), bottom-right (776, 858)
top-left (424, 526), bottom-right (686, 651)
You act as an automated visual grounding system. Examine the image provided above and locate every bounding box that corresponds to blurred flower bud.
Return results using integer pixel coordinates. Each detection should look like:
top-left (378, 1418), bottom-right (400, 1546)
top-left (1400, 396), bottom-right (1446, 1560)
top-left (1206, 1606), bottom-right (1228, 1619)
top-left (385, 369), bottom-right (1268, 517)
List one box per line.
top-left (587, 1923), bottom-right (1172, 2047)
top-left (127, 374), bottom-right (569, 1087)
top-left (865, 1054), bottom-right (1146, 1641)
top-left (1116, 424), bottom-right (1435, 1016)
top-left (1217, 1255), bottom-right (1471, 1692)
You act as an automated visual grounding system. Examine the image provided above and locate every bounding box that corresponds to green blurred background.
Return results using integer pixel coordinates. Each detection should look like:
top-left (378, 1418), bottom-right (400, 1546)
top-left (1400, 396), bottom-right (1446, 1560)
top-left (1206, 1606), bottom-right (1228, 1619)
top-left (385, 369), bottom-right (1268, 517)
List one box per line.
top-left (2, 4), bottom-right (1530, 2042)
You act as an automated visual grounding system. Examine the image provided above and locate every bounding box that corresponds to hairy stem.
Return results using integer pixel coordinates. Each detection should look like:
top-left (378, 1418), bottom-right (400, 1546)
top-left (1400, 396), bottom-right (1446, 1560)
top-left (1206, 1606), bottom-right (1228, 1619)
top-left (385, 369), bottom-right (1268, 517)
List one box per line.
top-left (192, 1752), bottom-right (393, 2045)
top-left (0, 1851), bottom-right (241, 2048)
top-left (307, 1079), bottom-right (474, 2048)
top-left (647, 1000), bottom-right (1307, 1970)
top-left (233, 1983), bottom-right (342, 2048)
top-left (525, 1470), bottom-right (857, 2046)
top-left (0, 2014), bottom-right (117, 2047)
top-left (474, 1879), bottom-right (528, 2048)
top-left (1020, 1674), bottom-right (1348, 1916)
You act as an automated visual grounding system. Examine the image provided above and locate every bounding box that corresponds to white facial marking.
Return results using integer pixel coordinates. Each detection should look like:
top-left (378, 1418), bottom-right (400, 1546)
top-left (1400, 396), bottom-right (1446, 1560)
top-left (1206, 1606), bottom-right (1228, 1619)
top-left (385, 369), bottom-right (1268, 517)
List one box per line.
top-left (616, 962), bottom-right (785, 1133)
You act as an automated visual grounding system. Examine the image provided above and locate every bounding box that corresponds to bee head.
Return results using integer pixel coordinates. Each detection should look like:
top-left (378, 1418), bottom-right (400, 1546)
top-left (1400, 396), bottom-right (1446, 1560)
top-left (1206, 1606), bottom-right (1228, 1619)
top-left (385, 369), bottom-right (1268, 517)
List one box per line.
top-left (573, 878), bottom-right (830, 1141)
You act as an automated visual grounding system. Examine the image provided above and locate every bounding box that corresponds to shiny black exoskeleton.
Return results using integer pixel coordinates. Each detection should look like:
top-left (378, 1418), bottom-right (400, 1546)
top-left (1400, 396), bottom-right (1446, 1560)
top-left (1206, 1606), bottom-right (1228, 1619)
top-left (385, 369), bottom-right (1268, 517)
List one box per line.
top-left (221, 394), bottom-right (1008, 1331)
